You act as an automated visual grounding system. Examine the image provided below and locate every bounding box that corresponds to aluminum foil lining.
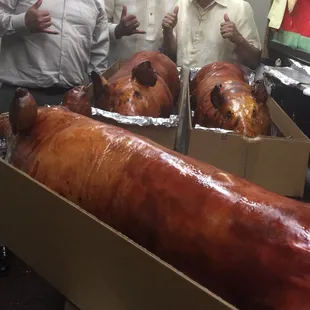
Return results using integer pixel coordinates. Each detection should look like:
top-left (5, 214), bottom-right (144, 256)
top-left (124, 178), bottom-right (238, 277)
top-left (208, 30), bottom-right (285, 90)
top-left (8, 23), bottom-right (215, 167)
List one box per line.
top-left (263, 59), bottom-right (310, 96)
top-left (92, 108), bottom-right (179, 127)
top-left (0, 138), bottom-right (7, 160)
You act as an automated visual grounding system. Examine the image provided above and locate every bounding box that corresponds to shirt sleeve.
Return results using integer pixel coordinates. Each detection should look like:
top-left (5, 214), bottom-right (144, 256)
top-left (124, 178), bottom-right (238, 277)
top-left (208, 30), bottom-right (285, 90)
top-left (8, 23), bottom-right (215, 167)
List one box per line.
top-left (236, 2), bottom-right (261, 50)
top-left (0, 0), bottom-right (30, 37)
top-left (88, 3), bottom-right (110, 74)
top-left (104, 0), bottom-right (118, 42)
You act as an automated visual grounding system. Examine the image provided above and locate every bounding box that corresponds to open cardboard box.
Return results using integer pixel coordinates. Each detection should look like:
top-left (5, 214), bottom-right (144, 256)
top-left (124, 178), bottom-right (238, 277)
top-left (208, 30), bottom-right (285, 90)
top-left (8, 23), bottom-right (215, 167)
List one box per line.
top-left (186, 74), bottom-right (310, 198)
top-left (0, 159), bottom-right (236, 310)
top-left (87, 60), bottom-right (184, 151)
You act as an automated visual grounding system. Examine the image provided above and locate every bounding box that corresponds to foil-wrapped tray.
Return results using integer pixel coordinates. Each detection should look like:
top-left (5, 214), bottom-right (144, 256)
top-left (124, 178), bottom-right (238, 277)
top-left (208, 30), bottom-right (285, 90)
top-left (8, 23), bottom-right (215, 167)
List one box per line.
top-left (263, 58), bottom-right (310, 96)
top-left (92, 108), bottom-right (179, 128)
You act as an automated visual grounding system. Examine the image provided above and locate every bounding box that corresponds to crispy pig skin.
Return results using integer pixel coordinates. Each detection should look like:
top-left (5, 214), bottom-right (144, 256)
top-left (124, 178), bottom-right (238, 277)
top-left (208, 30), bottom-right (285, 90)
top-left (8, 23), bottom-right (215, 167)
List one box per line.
top-left (1, 105), bottom-right (310, 309)
top-left (190, 62), bottom-right (271, 137)
top-left (93, 51), bottom-right (179, 117)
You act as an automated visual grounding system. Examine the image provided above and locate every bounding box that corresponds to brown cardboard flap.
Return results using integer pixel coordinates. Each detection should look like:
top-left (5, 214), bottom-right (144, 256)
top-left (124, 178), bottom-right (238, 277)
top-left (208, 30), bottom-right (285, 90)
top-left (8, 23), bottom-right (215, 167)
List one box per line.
top-left (0, 159), bottom-right (236, 310)
top-left (266, 96), bottom-right (308, 140)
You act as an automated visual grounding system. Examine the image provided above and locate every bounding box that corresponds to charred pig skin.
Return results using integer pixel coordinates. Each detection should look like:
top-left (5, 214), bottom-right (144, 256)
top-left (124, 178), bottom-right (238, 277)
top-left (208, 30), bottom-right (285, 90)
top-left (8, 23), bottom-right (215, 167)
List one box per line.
top-left (190, 62), bottom-right (271, 137)
top-left (1, 90), bottom-right (310, 310)
top-left (91, 51), bottom-right (179, 118)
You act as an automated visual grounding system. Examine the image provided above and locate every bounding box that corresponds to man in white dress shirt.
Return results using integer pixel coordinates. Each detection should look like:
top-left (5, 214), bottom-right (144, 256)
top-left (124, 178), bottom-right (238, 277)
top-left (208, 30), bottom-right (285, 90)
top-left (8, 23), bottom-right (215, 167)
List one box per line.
top-left (105, 0), bottom-right (176, 65)
top-left (162, 0), bottom-right (261, 69)
top-left (0, 0), bottom-right (109, 112)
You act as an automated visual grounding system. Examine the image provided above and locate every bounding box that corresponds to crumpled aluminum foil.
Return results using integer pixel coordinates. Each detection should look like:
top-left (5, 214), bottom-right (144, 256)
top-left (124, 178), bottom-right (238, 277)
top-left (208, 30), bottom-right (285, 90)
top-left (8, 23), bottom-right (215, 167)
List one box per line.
top-left (92, 108), bottom-right (179, 127)
top-left (263, 58), bottom-right (310, 96)
top-left (91, 67), bottom-right (182, 128)
top-left (0, 138), bottom-right (7, 160)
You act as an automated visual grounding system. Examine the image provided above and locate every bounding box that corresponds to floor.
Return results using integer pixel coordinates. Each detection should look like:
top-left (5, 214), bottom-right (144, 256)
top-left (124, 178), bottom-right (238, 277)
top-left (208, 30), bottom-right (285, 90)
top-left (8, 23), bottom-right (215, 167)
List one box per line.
top-left (0, 249), bottom-right (65, 310)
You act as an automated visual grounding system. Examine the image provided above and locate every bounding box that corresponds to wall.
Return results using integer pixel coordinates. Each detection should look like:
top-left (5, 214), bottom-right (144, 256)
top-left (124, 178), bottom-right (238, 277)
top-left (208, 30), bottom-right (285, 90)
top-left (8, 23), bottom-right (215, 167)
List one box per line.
top-left (246, 0), bottom-right (272, 44)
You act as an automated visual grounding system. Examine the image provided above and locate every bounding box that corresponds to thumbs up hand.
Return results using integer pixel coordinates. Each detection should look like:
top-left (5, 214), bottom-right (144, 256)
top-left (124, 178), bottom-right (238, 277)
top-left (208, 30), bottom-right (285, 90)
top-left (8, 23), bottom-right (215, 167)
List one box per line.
top-left (25, 0), bottom-right (58, 34)
top-left (220, 13), bottom-right (242, 45)
top-left (114, 5), bottom-right (146, 39)
top-left (162, 6), bottom-right (179, 34)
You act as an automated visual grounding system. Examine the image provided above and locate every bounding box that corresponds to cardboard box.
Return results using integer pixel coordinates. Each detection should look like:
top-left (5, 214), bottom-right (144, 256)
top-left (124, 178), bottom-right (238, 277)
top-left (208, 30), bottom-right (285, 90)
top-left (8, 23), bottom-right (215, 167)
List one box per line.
top-left (0, 159), bottom-right (236, 310)
top-left (186, 75), bottom-right (310, 198)
top-left (87, 60), bottom-right (185, 150)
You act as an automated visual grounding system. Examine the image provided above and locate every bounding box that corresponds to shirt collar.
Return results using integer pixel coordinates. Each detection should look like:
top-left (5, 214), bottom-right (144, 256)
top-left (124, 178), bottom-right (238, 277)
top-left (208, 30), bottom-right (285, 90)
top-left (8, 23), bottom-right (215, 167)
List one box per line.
top-left (189, 0), bottom-right (228, 7)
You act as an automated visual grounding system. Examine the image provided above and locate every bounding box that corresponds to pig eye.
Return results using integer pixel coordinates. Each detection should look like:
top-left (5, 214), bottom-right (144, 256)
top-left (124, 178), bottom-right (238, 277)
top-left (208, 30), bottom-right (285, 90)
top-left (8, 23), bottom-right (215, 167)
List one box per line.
top-left (225, 111), bottom-right (232, 119)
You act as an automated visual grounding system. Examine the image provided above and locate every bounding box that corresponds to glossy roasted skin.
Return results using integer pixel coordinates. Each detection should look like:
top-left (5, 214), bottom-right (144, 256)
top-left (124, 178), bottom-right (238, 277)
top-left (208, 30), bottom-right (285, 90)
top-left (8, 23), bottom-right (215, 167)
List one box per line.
top-left (92, 51), bottom-right (179, 117)
top-left (1, 93), bottom-right (310, 309)
top-left (62, 86), bottom-right (91, 117)
top-left (190, 62), bottom-right (271, 137)
top-left (110, 51), bottom-right (180, 101)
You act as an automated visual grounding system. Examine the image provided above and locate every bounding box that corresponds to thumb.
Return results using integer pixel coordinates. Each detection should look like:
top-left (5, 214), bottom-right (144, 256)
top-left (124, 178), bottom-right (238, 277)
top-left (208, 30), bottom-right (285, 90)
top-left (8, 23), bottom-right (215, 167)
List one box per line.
top-left (173, 6), bottom-right (179, 16)
top-left (224, 13), bottom-right (230, 22)
top-left (121, 5), bottom-right (127, 18)
top-left (32, 0), bottom-right (43, 10)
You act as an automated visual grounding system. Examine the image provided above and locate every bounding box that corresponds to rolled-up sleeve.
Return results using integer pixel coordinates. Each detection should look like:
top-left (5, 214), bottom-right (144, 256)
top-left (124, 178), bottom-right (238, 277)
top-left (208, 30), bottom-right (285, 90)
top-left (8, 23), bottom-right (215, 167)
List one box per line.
top-left (88, 2), bottom-right (110, 74)
top-left (0, 0), bottom-right (29, 37)
top-left (104, 0), bottom-right (118, 42)
top-left (236, 2), bottom-right (261, 50)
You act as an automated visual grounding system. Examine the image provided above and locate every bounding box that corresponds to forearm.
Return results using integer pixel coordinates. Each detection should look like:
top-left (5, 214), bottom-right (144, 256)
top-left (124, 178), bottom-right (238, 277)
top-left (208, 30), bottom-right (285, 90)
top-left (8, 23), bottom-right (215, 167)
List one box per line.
top-left (162, 31), bottom-right (177, 62)
top-left (235, 36), bottom-right (261, 69)
top-left (0, 11), bottom-right (29, 37)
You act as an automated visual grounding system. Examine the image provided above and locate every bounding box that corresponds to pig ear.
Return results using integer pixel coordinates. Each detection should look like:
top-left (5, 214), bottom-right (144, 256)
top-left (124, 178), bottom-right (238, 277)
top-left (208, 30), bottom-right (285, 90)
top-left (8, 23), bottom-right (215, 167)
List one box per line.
top-left (9, 88), bottom-right (38, 135)
top-left (252, 80), bottom-right (268, 104)
top-left (90, 71), bottom-right (109, 102)
top-left (132, 61), bottom-right (157, 87)
top-left (210, 84), bottom-right (225, 109)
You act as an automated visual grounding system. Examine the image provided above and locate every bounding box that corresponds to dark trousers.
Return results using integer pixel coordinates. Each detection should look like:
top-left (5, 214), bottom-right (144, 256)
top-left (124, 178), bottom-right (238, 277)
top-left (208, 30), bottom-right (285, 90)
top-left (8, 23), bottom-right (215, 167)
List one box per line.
top-left (0, 83), bottom-right (70, 113)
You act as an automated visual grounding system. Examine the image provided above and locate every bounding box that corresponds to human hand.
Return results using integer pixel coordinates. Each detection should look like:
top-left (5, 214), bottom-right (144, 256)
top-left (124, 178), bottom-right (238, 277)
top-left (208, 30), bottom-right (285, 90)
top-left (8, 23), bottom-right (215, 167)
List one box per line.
top-left (114, 5), bottom-right (146, 39)
top-left (220, 14), bottom-right (243, 45)
top-left (25, 0), bottom-right (59, 34)
top-left (162, 6), bottom-right (179, 34)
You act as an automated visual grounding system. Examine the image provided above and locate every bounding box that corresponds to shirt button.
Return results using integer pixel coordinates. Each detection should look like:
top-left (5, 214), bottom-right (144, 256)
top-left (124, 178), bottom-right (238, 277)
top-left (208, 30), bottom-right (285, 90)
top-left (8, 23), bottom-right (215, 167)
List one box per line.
top-left (150, 12), bottom-right (153, 15)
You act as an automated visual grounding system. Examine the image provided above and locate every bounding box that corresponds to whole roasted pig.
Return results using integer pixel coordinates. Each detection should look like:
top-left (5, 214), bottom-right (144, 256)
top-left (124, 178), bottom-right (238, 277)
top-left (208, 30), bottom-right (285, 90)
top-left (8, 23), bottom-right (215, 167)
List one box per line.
top-left (190, 62), bottom-right (271, 137)
top-left (1, 89), bottom-right (310, 310)
top-left (91, 51), bottom-right (179, 117)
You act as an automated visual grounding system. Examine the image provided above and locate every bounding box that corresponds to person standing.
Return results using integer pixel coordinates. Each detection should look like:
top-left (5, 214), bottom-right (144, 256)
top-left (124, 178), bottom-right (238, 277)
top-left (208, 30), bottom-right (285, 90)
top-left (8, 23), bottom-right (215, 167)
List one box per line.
top-left (105, 0), bottom-right (177, 65)
top-left (162, 0), bottom-right (261, 69)
top-left (0, 0), bottom-right (109, 112)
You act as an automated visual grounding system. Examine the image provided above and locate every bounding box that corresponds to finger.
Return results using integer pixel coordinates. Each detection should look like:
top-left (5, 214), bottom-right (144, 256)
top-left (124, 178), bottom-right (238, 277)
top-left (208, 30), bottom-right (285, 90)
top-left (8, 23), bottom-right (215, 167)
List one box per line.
top-left (130, 21), bottom-right (140, 30)
top-left (121, 5), bottom-right (127, 18)
top-left (167, 13), bottom-right (177, 19)
top-left (165, 15), bottom-right (176, 23)
top-left (220, 22), bottom-right (231, 27)
top-left (123, 14), bottom-right (137, 22)
top-left (125, 19), bottom-right (139, 28)
top-left (39, 10), bottom-right (51, 17)
top-left (133, 29), bottom-right (146, 34)
top-left (40, 21), bottom-right (52, 29)
top-left (173, 6), bottom-right (179, 15)
top-left (38, 15), bottom-right (51, 23)
top-left (41, 28), bottom-right (59, 34)
top-left (221, 26), bottom-right (233, 33)
top-left (32, 0), bottom-right (42, 10)
top-left (224, 13), bottom-right (230, 22)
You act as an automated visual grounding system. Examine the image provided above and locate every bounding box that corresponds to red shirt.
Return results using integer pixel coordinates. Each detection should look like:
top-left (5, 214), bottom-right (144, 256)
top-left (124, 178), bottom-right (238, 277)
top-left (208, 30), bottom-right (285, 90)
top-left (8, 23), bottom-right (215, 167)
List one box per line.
top-left (281, 0), bottom-right (310, 38)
